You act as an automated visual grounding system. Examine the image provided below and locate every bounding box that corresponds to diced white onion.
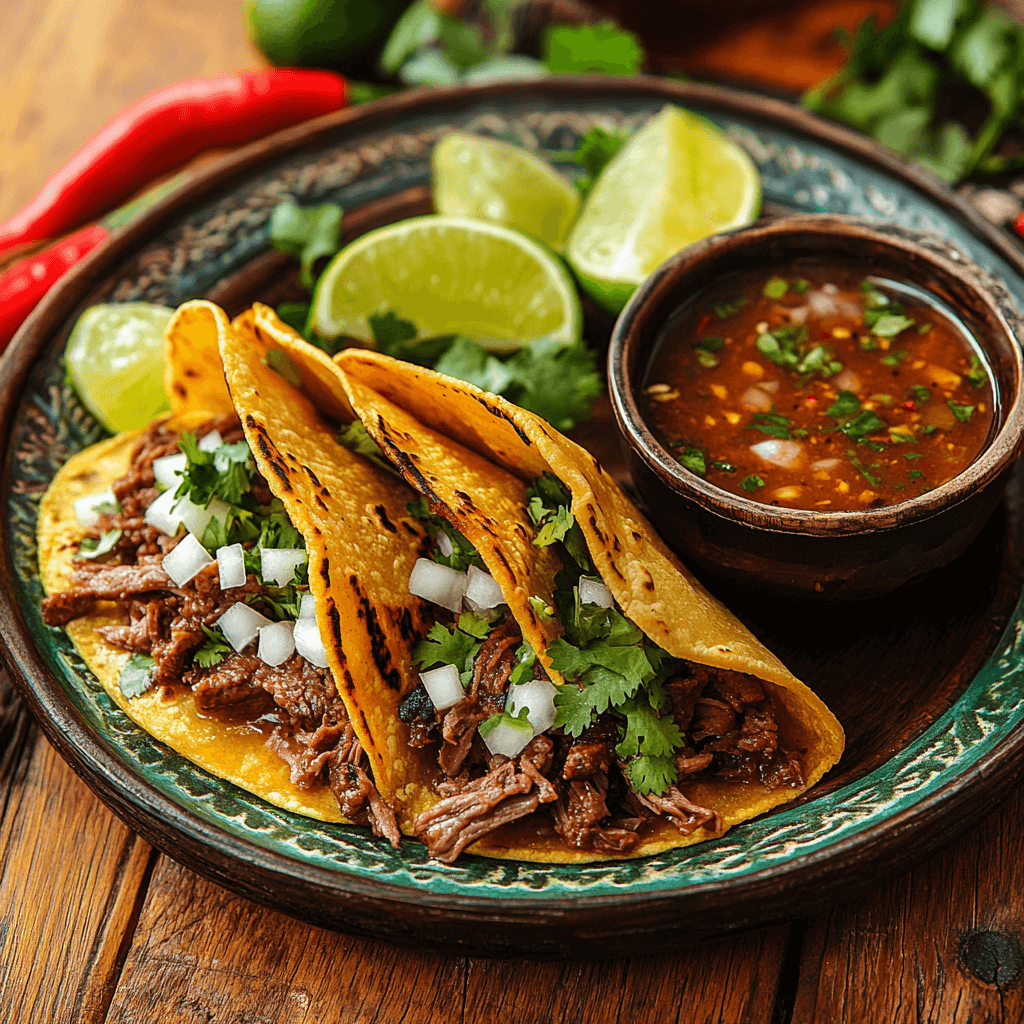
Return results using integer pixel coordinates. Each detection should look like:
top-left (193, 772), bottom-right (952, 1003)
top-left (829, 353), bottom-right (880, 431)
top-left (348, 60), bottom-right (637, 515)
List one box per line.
top-left (807, 290), bottom-right (839, 317)
top-left (507, 677), bottom-right (558, 736)
top-left (760, 380), bottom-right (780, 395)
top-left (822, 283), bottom-right (839, 295)
top-left (751, 439), bottom-right (804, 469)
top-left (482, 719), bottom-right (534, 759)
top-left (217, 602), bottom-right (272, 652)
top-left (144, 488), bottom-right (183, 536)
top-left (408, 558), bottom-right (467, 613)
top-left (162, 533), bottom-right (214, 586)
top-left (293, 617), bottom-right (329, 668)
top-left (299, 592), bottom-right (316, 619)
top-left (177, 495), bottom-right (230, 540)
top-left (465, 565), bottom-right (504, 609)
top-left (834, 369), bottom-right (862, 393)
top-left (741, 386), bottom-right (774, 413)
top-left (579, 575), bottom-right (614, 609)
top-left (811, 458), bottom-right (841, 472)
top-left (258, 620), bottom-right (295, 667)
top-left (419, 664), bottom-right (464, 711)
top-left (74, 489), bottom-right (117, 529)
top-left (789, 305), bottom-right (809, 324)
top-left (152, 452), bottom-right (187, 488)
top-left (198, 429), bottom-right (223, 452)
top-left (216, 543), bottom-right (246, 590)
top-left (436, 531), bottom-right (454, 558)
top-left (260, 547), bottom-right (308, 586)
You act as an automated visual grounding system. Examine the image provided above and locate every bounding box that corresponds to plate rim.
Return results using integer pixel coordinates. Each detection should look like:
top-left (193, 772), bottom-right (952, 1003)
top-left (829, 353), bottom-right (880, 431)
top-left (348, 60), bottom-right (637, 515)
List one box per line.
top-left (4, 75), bottom-right (1024, 955)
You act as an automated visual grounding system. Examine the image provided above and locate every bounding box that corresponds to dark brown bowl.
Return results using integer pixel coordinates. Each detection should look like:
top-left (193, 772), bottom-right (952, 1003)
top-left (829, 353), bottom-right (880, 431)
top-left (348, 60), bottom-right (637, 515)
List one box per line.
top-left (608, 215), bottom-right (1024, 599)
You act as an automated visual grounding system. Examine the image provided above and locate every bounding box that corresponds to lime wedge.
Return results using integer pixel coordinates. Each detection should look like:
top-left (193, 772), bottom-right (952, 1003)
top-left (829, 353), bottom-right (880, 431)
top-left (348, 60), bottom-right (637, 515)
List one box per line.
top-left (65, 303), bottom-right (174, 433)
top-left (309, 215), bottom-right (581, 354)
top-left (432, 132), bottom-right (580, 253)
top-left (566, 106), bottom-right (761, 313)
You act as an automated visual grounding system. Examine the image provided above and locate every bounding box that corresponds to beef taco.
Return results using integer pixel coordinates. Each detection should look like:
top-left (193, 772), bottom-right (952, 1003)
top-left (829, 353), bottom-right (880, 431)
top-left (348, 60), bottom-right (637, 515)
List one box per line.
top-left (37, 300), bottom-right (432, 841)
top-left (329, 348), bottom-right (845, 863)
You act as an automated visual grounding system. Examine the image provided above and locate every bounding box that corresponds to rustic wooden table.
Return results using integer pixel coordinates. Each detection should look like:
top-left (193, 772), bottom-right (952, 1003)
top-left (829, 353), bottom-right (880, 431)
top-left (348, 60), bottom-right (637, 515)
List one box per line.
top-left (4, 1), bottom-right (1024, 1021)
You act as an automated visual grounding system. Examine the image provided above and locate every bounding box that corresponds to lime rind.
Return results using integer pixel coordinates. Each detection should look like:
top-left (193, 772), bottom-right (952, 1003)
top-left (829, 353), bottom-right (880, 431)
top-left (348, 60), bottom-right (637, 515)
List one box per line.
top-left (309, 215), bottom-right (581, 353)
top-left (432, 132), bottom-right (581, 253)
top-left (567, 106), bottom-right (762, 314)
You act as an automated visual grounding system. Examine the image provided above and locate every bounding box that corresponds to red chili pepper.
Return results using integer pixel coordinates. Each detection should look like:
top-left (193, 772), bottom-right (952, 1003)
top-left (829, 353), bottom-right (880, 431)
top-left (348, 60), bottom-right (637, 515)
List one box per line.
top-left (0, 70), bottom-right (346, 260)
top-left (0, 225), bottom-right (107, 348)
top-left (819, 331), bottom-right (832, 340)
top-left (1015, 210), bottom-right (1024, 238)
top-left (903, 400), bottom-right (915, 410)
top-left (697, 314), bottom-right (711, 333)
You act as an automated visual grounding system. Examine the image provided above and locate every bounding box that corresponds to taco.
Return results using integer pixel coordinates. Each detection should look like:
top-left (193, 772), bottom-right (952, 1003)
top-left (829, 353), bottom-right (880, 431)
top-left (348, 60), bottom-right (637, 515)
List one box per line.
top-left (329, 347), bottom-right (845, 863)
top-left (37, 299), bottom-right (432, 841)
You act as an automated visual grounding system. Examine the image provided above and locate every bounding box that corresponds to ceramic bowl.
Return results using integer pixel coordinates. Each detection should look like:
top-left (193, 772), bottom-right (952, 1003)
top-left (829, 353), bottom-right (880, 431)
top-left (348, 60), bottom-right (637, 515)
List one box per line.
top-left (608, 215), bottom-right (1024, 598)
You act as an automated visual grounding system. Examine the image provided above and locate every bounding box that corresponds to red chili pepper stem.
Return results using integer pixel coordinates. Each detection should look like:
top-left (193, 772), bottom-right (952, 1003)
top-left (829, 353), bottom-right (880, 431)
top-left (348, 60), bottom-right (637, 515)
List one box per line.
top-left (0, 70), bottom-right (346, 260)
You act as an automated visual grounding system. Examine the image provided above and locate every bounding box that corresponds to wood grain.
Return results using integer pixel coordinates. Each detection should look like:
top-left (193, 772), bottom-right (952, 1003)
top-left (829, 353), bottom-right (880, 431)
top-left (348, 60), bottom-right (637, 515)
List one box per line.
top-left (0, 691), bottom-right (154, 1024)
top-left (104, 856), bottom-right (791, 1024)
top-left (792, 784), bottom-right (1024, 1023)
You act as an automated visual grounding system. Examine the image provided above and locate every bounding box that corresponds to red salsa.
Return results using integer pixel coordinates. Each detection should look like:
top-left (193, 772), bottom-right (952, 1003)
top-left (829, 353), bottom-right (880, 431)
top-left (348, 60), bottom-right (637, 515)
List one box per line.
top-left (641, 267), bottom-right (995, 511)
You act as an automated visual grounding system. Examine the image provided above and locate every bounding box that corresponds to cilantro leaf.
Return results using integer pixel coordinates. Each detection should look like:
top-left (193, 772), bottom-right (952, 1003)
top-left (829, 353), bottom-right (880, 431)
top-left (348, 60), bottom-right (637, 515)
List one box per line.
top-left (568, 126), bottom-right (629, 199)
top-left (194, 625), bottom-right (231, 668)
top-left (434, 336), bottom-right (514, 394)
top-left (502, 337), bottom-right (602, 431)
top-left (525, 473), bottom-right (591, 569)
top-left (967, 355), bottom-right (988, 388)
top-left (762, 277), bottom-right (789, 299)
top-left (827, 390), bottom-right (862, 421)
top-left (336, 420), bottom-right (396, 476)
top-left (948, 400), bottom-right (975, 422)
top-left (118, 654), bottom-right (155, 699)
top-left (369, 309), bottom-right (418, 349)
top-left (269, 200), bottom-right (343, 290)
top-left (909, 385), bottom-right (932, 403)
top-left (677, 446), bottom-right (706, 475)
top-left (275, 302), bottom-right (310, 337)
top-left (741, 475), bottom-right (765, 492)
top-left (713, 296), bottom-right (747, 320)
top-left (623, 754), bottom-right (678, 796)
top-left (615, 694), bottom-right (684, 759)
top-left (543, 21), bottom-right (644, 76)
top-left (407, 496), bottom-right (483, 572)
top-left (478, 705), bottom-right (532, 739)
top-left (552, 684), bottom-right (595, 737)
top-left (413, 614), bottom-right (492, 685)
top-left (841, 410), bottom-right (886, 439)
top-left (75, 529), bottom-right (121, 561)
top-left (872, 313), bottom-right (915, 337)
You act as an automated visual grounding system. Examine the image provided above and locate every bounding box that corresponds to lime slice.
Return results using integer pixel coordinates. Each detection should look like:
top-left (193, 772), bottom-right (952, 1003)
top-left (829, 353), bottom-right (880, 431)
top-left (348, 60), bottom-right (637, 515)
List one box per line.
top-left (432, 133), bottom-right (580, 253)
top-left (65, 303), bottom-right (174, 433)
top-left (309, 215), bottom-right (581, 354)
top-left (566, 106), bottom-right (761, 314)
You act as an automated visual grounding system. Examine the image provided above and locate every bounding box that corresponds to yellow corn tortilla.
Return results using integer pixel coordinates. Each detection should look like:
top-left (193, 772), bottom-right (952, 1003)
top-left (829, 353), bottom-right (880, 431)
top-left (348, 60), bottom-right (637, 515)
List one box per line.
top-left (164, 300), bottom-right (236, 418)
top-left (332, 348), bottom-right (845, 862)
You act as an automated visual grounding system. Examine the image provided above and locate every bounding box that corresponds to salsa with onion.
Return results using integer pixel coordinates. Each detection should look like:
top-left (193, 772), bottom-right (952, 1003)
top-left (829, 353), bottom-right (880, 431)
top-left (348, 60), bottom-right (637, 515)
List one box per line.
top-left (641, 267), bottom-right (995, 511)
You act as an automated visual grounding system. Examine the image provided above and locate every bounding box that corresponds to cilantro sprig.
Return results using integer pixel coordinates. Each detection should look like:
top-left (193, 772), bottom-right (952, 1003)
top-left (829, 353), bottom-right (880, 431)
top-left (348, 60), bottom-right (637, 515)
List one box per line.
top-left (408, 496), bottom-right (483, 573)
top-left (525, 473), bottom-right (591, 570)
top-left (413, 612), bottom-right (492, 686)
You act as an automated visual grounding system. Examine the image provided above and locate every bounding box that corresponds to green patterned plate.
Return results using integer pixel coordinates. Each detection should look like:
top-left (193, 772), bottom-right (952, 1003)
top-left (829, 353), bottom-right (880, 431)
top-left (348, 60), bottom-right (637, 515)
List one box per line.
top-left (3, 79), bottom-right (1024, 957)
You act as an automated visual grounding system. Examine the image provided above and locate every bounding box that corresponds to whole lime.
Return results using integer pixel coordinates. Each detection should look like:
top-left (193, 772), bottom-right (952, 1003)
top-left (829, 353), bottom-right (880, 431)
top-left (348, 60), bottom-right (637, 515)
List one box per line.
top-left (244, 0), bottom-right (412, 74)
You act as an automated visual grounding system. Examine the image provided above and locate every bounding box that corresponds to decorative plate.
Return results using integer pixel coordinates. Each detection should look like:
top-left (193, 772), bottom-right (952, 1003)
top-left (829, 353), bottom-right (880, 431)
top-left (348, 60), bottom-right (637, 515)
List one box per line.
top-left (4, 78), bottom-right (1024, 958)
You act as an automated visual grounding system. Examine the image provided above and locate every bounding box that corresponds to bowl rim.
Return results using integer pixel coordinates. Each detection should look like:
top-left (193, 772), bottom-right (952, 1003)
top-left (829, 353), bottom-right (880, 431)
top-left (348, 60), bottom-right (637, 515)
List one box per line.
top-left (608, 213), bottom-right (1024, 537)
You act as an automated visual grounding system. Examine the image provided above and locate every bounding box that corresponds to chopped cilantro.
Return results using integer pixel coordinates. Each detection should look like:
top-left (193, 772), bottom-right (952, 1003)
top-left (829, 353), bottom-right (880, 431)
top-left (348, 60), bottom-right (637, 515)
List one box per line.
top-left (762, 277), bottom-right (789, 299)
top-left (525, 473), bottom-right (591, 569)
top-left (847, 451), bottom-right (881, 487)
top-left (262, 348), bottom-right (303, 388)
top-left (909, 470), bottom-right (925, 480)
top-left (543, 21), bottom-right (645, 76)
top-left (75, 529), bottom-right (121, 561)
top-left (713, 296), bottom-right (747, 320)
top-left (569, 126), bottom-right (629, 200)
top-left (967, 355), bottom-right (988, 389)
top-left (948, 400), bottom-right (975, 423)
top-left (677, 447), bottom-right (706, 475)
top-left (696, 350), bottom-right (719, 369)
top-left (873, 314), bottom-right (915, 337)
top-left (793, 279), bottom-right (811, 294)
top-left (194, 625), bottom-right (231, 668)
top-left (918, 322), bottom-right (934, 334)
top-left (275, 302), bottom-right (311, 337)
top-left (413, 613), bottom-right (492, 686)
top-left (369, 309), bottom-right (418, 348)
top-left (501, 337), bottom-right (602, 431)
top-left (860, 337), bottom-right (880, 351)
top-left (904, 452), bottom-right (925, 460)
top-left (882, 350), bottom-right (910, 367)
top-left (528, 596), bottom-right (555, 623)
top-left (921, 425), bottom-right (938, 436)
top-left (741, 475), bottom-right (765, 492)
top-left (746, 412), bottom-right (794, 440)
top-left (757, 323), bottom-right (840, 380)
top-left (909, 385), bottom-right (931, 403)
top-left (841, 410), bottom-right (885, 439)
top-left (118, 654), bottom-right (155, 699)
top-left (890, 432), bottom-right (916, 444)
top-left (407, 495), bottom-right (483, 572)
top-left (269, 199), bottom-right (342, 290)
top-left (826, 389), bottom-right (861, 421)
top-left (695, 336), bottom-right (724, 352)
top-left (711, 460), bottom-right (737, 473)
top-left (478, 705), bottom-right (532, 738)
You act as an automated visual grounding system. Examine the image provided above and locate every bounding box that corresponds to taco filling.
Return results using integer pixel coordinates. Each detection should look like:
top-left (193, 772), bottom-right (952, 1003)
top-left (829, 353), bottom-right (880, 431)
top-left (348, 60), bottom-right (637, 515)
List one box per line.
top-left (40, 413), bottom-right (400, 844)
top-left (397, 473), bottom-right (804, 864)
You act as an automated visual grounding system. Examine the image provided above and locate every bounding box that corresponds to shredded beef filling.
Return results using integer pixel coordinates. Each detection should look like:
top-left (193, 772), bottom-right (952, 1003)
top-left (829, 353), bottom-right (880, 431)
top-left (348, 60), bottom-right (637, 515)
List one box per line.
top-left (41, 417), bottom-right (399, 845)
top-left (409, 638), bottom-right (806, 861)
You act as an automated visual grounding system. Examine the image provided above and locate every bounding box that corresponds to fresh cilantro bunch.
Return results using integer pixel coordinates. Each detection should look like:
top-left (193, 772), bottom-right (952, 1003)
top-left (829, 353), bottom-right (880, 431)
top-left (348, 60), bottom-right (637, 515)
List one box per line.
top-left (524, 473), bottom-right (590, 569)
top-left (408, 496), bottom-right (484, 572)
top-left (269, 200), bottom-right (343, 291)
top-left (757, 325), bottom-right (843, 381)
top-left (803, 0), bottom-right (1024, 181)
top-left (414, 611), bottom-right (493, 685)
top-left (549, 567), bottom-right (683, 796)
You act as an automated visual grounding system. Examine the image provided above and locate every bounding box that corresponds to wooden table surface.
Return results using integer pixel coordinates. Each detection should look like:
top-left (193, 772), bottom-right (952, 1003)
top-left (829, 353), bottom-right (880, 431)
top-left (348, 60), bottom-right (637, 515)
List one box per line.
top-left (5, 1), bottom-right (1024, 1021)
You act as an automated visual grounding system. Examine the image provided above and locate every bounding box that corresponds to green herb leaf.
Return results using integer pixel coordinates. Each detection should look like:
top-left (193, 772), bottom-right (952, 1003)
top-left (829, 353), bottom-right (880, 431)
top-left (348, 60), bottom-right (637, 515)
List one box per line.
top-left (525, 473), bottom-right (591, 569)
top-left (847, 451), bottom-right (881, 487)
top-left (695, 336), bottom-right (724, 352)
top-left (275, 302), bottom-right (311, 337)
top-left (921, 424), bottom-right (938, 436)
top-left (622, 754), bottom-right (678, 796)
top-left (369, 309), bottom-right (418, 349)
top-left (948, 400), bottom-right (975, 422)
top-left (741, 475), bottom-right (765, 492)
top-left (873, 314), bottom-right (915, 337)
top-left (762, 277), bottom-right (789, 299)
top-left (827, 390), bottom-right (862, 421)
top-left (841, 410), bottom-right (886, 439)
top-left (478, 705), bottom-right (532, 738)
top-left (677, 447), bottom-right (706, 475)
top-left (263, 348), bottom-right (303, 388)
top-left (569, 126), bottom-right (629, 200)
top-left (75, 529), bottom-right (121, 561)
top-left (413, 612), bottom-right (493, 685)
top-left (881, 350), bottom-right (910, 367)
top-left (434, 336), bottom-right (513, 394)
top-left (967, 354), bottom-right (988, 388)
top-left (408, 496), bottom-right (483, 573)
top-left (710, 460), bottom-right (737, 472)
top-left (890, 431), bottom-right (916, 443)
top-left (793, 279), bottom-right (811, 294)
top-left (118, 653), bottom-right (155, 699)
top-left (269, 200), bottom-right (343, 291)
top-left (909, 385), bottom-right (932, 403)
top-left (543, 21), bottom-right (644, 75)
top-left (909, 469), bottom-right (925, 480)
top-left (713, 296), bottom-right (747, 320)
top-left (904, 451), bottom-right (925, 459)
top-left (336, 421), bottom-right (396, 476)
top-left (918, 322), bottom-right (934, 334)
top-left (194, 625), bottom-right (232, 668)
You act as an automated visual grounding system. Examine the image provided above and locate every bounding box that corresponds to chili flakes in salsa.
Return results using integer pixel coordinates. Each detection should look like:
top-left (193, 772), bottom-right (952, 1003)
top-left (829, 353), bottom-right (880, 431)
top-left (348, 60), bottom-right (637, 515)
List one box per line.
top-left (641, 268), bottom-right (994, 512)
